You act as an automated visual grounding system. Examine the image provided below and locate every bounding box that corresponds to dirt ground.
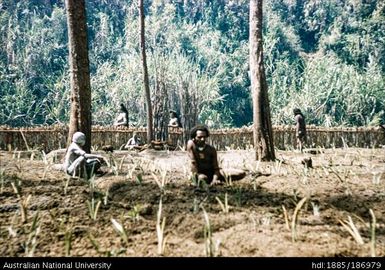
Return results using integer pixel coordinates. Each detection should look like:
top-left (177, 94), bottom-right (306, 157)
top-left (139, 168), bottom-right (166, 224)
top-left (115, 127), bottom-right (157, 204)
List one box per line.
top-left (0, 147), bottom-right (384, 257)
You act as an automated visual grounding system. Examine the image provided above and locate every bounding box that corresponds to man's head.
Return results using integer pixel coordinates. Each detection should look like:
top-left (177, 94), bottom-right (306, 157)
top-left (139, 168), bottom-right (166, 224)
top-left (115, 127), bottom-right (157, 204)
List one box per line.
top-left (293, 108), bottom-right (301, 116)
top-left (190, 125), bottom-right (210, 147)
top-left (169, 110), bottom-right (177, 118)
top-left (72, 132), bottom-right (86, 146)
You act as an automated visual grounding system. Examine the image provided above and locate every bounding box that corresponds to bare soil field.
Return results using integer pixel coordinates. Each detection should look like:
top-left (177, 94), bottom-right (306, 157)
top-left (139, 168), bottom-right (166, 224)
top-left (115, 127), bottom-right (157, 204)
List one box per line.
top-left (0, 147), bottom-right (384, 257)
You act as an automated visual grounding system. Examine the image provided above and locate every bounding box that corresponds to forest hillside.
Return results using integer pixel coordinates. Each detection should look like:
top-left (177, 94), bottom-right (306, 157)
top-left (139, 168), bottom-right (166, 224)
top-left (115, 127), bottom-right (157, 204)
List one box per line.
top-left (0, 0), bottom-right (384, 128)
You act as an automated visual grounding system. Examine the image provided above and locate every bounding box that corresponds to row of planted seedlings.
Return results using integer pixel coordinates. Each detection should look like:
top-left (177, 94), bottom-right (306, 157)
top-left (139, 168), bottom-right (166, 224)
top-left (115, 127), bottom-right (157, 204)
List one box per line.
top-left (94, 150), bottom-right (226, 256)
top-left (215, 146), bottom-right (382, 256)
top-left (115, 146), bottom-right (382, 256)
top-left (1, 150), bottom-right (129, 256)
top-left (0, 153), bottom-right (53, 256)
top-left (275, 147), bottom-right (381, 256)
top-left (0, 146), bottom-right (383, 256)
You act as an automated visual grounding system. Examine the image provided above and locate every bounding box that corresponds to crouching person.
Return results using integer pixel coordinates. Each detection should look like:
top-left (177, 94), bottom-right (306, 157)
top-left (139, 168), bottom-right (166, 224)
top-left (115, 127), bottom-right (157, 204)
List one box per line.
top-left (64, 132), bottom-right (106, 179)
top-left (124, 132), bottom-right (143, 150)
top-left (187, 125), bottom-right (246, 186)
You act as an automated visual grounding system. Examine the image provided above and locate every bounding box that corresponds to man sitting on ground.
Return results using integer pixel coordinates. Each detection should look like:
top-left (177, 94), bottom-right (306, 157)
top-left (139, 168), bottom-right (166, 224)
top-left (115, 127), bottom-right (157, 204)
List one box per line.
top-left (124, 132), bottom-right (143, 150)
top-left (64, 132), bottom-right (106, 179)
top-left (187, 125), bottom-right (246, 186)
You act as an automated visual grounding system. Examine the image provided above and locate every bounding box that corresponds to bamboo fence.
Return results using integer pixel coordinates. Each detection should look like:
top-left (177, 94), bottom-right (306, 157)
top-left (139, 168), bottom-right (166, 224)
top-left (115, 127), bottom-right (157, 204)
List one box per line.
top-left (0, 125), bottom-right (384, 152)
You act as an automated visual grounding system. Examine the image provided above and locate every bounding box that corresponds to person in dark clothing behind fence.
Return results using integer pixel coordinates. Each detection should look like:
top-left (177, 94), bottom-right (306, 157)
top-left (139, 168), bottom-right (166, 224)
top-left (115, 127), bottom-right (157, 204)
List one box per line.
top-left (186, 125), bottom-right (246, 186)
top-left (293, 108), bottom-right (307, 152)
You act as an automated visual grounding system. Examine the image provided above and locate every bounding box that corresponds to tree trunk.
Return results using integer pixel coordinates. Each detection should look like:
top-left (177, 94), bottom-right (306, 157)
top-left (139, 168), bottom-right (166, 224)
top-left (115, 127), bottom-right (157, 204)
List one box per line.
top-left (250, 0), bottom-right (275, 161)
top-left (139, 0), bottom-right (154, 144)
top-left (65, 0), bottom-right (92, 152)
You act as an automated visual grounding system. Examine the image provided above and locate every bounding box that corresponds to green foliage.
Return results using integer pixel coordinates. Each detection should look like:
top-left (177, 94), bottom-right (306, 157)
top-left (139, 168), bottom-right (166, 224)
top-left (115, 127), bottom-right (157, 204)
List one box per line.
top-left (270, 53), bottom-right (385, 126)
top-left (0, 0), bottom-right (384, 127)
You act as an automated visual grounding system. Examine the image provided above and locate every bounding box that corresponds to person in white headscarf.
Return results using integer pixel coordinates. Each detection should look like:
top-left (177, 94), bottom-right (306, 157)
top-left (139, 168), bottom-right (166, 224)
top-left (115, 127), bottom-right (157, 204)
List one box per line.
top-left (64, 132), bottom-right (106, 179)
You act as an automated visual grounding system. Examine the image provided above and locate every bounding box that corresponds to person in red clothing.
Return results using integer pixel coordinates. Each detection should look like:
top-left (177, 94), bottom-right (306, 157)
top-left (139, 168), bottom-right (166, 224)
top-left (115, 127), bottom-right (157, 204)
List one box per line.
top-left (187, 125), bottom-right (245, 185)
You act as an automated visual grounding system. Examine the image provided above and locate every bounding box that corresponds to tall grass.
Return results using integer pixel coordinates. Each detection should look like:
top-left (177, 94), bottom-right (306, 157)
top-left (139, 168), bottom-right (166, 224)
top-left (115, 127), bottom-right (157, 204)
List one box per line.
top-left (11, 180), bottom-right (31, 223)
top-left (23, 212), bottom-right (40, 257)
top-left (87, 198), bottom-right (102, 221)
top-left (152, 168), bottom-right (169, 192)
top-left (201, 207), bottom-right (215, 257)
top-left (215, 193), bottom-right (229, 214)
top-left (0, 168), bottom-right (5, 194)
top-left (156, 198), bottom-right (167, 256)
top-left (369, 209), bottom-right (377, 257)
top-left (64, 229), bottom-right (72, 257)
top-left (291, 197), bottom-right (307, 242)
top-left (338, 216), bottom-right (364, 245)
top-left (111, 218), bottom-right (129, 245)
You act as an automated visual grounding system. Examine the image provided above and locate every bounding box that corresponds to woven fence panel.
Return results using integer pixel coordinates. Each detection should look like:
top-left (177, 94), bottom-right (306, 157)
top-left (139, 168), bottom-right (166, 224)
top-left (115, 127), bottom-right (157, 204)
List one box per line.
top-left (0, 125), bottom-right (384, 152)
